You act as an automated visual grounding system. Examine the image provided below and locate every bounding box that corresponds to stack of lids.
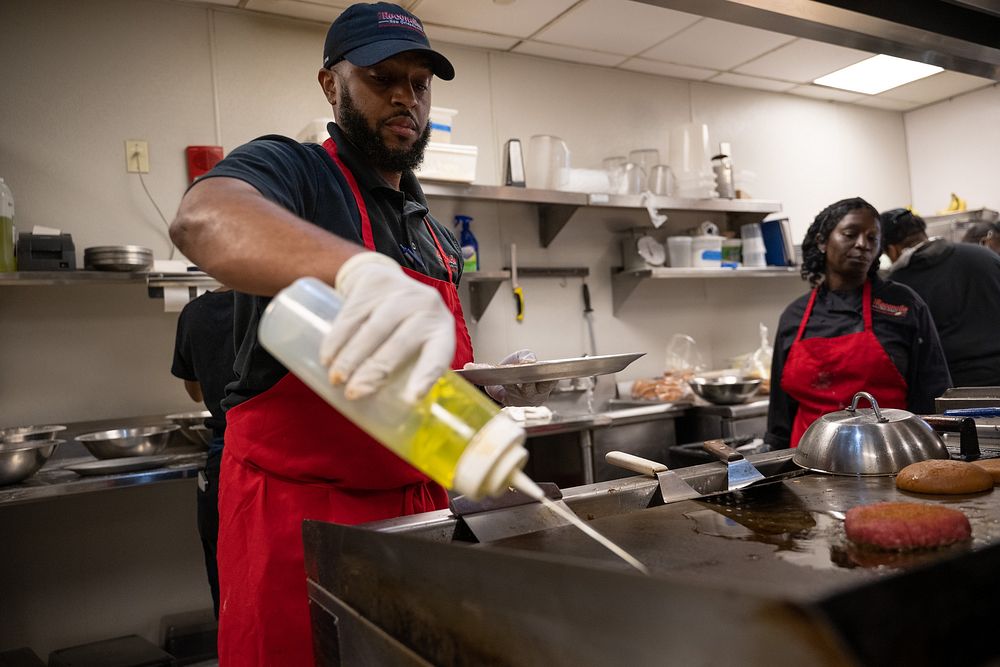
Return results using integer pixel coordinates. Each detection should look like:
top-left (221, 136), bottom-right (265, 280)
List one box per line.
top-left (84, 245), bottom-right (154, 272)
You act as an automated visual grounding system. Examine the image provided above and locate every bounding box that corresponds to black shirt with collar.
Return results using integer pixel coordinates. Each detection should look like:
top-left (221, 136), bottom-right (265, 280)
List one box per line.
top-left (197, 123), bottom-right (463, 411)
top-left (765, 275), bottom-right (952, 449)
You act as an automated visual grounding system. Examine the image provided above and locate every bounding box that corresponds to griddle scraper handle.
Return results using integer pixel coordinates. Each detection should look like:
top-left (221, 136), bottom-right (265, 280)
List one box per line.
top-left (703, 439), bottom-right (744, 462)
top-left (606, 451), bottom-right (666, 477)
top-left (582, 283), bottom-right (593, 314)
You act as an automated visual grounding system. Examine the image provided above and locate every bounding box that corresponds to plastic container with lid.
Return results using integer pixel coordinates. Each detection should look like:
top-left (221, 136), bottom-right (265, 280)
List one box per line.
top-left (692, 234), bottom-right (723, 268)
top-left (257, 277), bottom-right (536, 500)
top-left (666, 236), bottom-right (692, 267)
top-left (429, 106), bottom-right (457, 144)
top-left (0, 178), bottom-right (15, 272)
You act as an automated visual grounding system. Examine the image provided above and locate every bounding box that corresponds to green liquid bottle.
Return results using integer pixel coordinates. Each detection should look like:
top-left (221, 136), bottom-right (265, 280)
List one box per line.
top-left (0, 178), bottom-right (15, 272)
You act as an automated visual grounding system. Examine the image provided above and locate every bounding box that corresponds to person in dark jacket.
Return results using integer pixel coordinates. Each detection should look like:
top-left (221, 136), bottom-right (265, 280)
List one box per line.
top-left (766, 197), bottom-right (951, 449)
top-left (881, 208), bottom-right (1000, 387)
top-left (170, 287), bottom-right (235, 618)
top-left (961, 220), bottom-right (1000, 255)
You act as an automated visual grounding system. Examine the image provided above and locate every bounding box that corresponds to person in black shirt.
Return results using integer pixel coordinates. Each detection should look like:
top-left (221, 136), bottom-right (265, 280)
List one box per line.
top-left (881, 208), bottom-right (1000, 386)
top-left (961, 220), bottom-right (1000, 255)
top-left (766, 197), bottom-right (951, 449)
top-left (170, 287), bottom-right (235, 618)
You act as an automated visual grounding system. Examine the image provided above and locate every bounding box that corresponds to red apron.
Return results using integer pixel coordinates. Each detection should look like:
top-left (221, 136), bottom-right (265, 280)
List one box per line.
top-left (780, 280), bottom-right (908, 448)
top-left (215, 137), bottom-right (474, 666)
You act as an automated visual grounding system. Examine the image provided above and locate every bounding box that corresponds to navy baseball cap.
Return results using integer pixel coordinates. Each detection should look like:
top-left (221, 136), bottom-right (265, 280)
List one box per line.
top-left (323, 2), bottom-right (455, 80)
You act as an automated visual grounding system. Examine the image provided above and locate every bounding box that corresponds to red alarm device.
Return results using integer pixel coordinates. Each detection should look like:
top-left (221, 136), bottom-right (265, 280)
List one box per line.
top-left (185, 145), bottom-right (224, 183)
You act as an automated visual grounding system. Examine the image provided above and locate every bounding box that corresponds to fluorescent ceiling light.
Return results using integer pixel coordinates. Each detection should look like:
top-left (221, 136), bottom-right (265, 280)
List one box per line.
top-left (814, 54), bottom-right (943, 95)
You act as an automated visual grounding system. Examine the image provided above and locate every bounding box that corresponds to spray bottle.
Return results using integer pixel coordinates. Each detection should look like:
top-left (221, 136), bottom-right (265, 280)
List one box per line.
top-left (454, 215), bottom-right (478, 272)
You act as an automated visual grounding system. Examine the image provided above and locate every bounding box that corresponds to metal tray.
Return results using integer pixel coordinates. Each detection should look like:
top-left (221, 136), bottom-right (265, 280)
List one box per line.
top-left (63, 455), bottom-right (176, 476)
top-left (455, 352), bottom-right (645, 385)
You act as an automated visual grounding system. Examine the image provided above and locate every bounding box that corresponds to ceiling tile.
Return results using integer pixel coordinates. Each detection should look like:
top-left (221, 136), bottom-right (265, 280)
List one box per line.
top-left (735, 39), bottom-right (872, 83)
top-left (789, 84), bottom-right (862, 103)
top-left (618, 58), bottom-right (717, 81)
top-left (512, 40), bottom-right (626, 67)
top-left (852, 96), bottom-right (921, 111)
top-left (880, 70), bottom-right (995, 104)
top-left (424, 25), bottom-right (520, 51)
top-left (244, 0), bottom-right (348, 23)
top-left (534, 0), bottom-right (700, 56)
top-left (412, 0), bottom-right (578, 39)
top-left (708, 72), bottom-right (797, 93)
top-left (641, 18), bottom-right (794, 70)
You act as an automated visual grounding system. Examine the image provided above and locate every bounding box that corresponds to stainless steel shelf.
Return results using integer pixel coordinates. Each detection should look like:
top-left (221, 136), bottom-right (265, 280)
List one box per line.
top-left (612, 266), bottom-right (801, 314)
top-left (421, 181), bottom-right (782, 247)
top-left (0, 270), bottom-right (221, 297)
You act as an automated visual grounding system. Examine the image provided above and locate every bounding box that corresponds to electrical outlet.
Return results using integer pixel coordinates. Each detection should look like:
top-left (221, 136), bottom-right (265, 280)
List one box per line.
top-left (125, 140), bottom-right (150, 173)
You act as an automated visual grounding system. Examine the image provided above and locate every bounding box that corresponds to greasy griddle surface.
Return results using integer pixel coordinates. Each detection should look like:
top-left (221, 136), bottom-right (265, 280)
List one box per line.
top-left (487, 474), bottom-right (1000, 602)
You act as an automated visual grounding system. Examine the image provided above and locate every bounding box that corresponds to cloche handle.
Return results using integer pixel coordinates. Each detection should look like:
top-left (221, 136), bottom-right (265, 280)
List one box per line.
top-left (848, 391), bottom-right (888, 423)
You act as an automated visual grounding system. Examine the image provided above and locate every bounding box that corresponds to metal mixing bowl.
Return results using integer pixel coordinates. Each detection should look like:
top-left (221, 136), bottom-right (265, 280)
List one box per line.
top-left (166, 411), bottom-right (213, 448)
top-left (0, 424), bottom-right (67, 444)
top-left (688, 375), bottom-right (762, 405)
top-left (0, 440), bottom-right (62, 486)
top-left (75, 425), bottom-right (180, 459)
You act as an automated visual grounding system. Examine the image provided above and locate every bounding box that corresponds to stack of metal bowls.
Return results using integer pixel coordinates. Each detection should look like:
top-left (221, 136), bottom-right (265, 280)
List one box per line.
top-left (83, 245), bottom-right (154, 272)
top-left (0, 425), bottom-right (67, 486)
top-left (75, 424), bottom-right (180, 459)
top-left (165, 411), bottom-right (213, 448)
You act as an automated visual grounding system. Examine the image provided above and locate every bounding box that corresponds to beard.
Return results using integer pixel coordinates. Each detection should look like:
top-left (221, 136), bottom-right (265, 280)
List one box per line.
top-left (337, 87), bottom-right (431, 173)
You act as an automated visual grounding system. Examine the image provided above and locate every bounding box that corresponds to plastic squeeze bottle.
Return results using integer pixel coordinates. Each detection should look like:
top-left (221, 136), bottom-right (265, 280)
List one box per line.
top-left (0, 178), bottom-right (15, 272)
top-left (257, 277), bottom-right (534, 500)
top-left (454, 215), bottom-right (478, 272)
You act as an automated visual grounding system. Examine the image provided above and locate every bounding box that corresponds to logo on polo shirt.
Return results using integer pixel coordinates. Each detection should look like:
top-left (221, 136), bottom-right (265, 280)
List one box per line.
top-left (872, 298), bottom-right (909, 317)
top-left (377, 11), bottom-right (425, 35)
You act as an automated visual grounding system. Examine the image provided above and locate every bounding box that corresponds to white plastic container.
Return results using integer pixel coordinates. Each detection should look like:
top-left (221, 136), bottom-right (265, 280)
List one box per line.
top-left (740, 223), bottom-right (767, 267)
top-left (429, 106), bottom-right (457, 143)
top-left (692, 234), bottom-right (723, 268)
top-left (413, 142), bottom-right (478, 183)
top-left (666, 236), bottom-right (693, 268)
top-left (258, 277), bottom-right (534, 499)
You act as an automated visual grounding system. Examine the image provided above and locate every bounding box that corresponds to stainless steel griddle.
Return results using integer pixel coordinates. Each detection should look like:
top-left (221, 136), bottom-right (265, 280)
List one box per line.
top-left (304, 450), bottom-right (1000, 666)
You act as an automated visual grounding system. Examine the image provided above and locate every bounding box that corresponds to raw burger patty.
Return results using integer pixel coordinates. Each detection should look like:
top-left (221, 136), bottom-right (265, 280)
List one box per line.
top-left (895, 459), bottom-right (994, 494)
top-left (845, 502), bottom-right (971, 550)
top-left (971, 459), bottom-right (1000, 483)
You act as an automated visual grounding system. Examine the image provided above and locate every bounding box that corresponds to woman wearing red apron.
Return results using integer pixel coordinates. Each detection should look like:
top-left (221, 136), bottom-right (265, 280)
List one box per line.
top-left (213, 136), bottom-right (474, 666)
top-left (766, 197), bottom-right (952, 449)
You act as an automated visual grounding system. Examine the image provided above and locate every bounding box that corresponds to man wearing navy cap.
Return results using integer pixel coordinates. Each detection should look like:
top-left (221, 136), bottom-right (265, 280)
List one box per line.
top-left (172, 2), bottom-right (552, 662)
top-left (170, 3), bottom-right (467, 664)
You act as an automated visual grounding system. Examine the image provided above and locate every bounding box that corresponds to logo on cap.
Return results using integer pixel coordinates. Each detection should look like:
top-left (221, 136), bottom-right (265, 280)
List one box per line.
top-left (377, 11), bottom-right (425, 35)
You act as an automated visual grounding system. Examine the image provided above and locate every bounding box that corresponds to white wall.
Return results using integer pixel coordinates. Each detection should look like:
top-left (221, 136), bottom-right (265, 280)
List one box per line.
top-left (0, 0), bottom-right (919, 655)
top-left (904, 84), bottom-right (1000, 215)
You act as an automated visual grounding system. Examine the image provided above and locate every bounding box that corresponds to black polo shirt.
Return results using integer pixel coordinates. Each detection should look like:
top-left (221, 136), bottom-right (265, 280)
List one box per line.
top-left (765, 276), bottom-right (952, 449)
top-left (197, 123), bottom-right (463, 411)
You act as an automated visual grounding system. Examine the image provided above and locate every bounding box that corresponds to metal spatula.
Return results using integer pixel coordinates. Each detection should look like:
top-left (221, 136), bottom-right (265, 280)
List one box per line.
top-left (702, 439), bottom-right (765, 490)
top-left (606, 451), bottom-right (701, 502)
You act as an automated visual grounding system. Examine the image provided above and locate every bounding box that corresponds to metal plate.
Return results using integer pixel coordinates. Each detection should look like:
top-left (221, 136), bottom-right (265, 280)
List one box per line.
top-left (455, 352), bottom-right (644, 385)
top-left (64, 455), bottom-right (176, 476)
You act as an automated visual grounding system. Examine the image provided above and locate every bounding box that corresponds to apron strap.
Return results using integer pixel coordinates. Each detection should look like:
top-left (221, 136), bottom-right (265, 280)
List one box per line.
top-left (321, 138), bottom-right (375, 251)
top-left (794, 288), bottom-right (819, 343)
top-left (862, 279), bottom-right (873, 331)
top-left (422, 218), bottom-right (454, 283)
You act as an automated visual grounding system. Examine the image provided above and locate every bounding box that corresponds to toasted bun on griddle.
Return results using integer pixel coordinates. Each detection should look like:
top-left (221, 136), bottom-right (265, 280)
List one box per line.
top-left (895, 459), bottom-right (993, 495)
top-left (971, 459), bottom-right (1000, 484)
top-left (845, 502), bottom-right (971, 551)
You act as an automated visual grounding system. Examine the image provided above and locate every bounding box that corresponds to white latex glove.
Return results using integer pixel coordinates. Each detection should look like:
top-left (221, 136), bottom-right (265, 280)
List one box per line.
top-left (319, 252), bottom-right (456, 404)
top-left (464, 349), bottom-right (557, 407)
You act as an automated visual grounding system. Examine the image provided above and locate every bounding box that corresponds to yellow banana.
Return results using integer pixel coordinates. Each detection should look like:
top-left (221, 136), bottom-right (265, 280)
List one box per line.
top-left (937, 193), bottom-right (965, 215)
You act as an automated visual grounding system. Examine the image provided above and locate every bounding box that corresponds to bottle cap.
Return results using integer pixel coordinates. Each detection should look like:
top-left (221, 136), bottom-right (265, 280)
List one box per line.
top-left (452, 413), bottom-right (527, 499)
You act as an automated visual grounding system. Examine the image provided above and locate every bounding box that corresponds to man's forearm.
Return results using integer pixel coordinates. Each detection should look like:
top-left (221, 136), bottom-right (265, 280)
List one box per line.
top-left (169, 177), bottom-right (366, 296)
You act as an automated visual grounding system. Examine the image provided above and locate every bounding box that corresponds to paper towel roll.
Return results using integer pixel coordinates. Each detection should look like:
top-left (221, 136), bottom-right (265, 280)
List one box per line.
top-left (164, 286), bottom-right (191, 312)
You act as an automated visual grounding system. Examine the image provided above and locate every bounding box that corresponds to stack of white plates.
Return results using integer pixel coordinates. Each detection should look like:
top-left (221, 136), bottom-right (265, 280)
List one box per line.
top-left (84, 245), bottom-right (154, 272)
top-left (675, 169), bottom-right (718, 199)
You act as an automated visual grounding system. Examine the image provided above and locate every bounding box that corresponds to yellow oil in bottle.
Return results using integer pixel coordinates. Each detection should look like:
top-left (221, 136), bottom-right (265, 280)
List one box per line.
top-left (393, 372), bottom-right (500, 487)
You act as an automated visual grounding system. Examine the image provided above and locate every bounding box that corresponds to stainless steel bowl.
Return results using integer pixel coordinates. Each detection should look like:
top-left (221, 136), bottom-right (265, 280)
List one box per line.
top-left (0, 440), bottom-right (62, 486)
top-left (0, 424), bottom-right (67, 444)
top-left (793, 391), bottom-right (949, 476)
top-left (165, 411), bottom-right (212, 448)
top-left (75, 425), bottom-right (180, 459)
top-left (688, 375), bottom-right (762, 405)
